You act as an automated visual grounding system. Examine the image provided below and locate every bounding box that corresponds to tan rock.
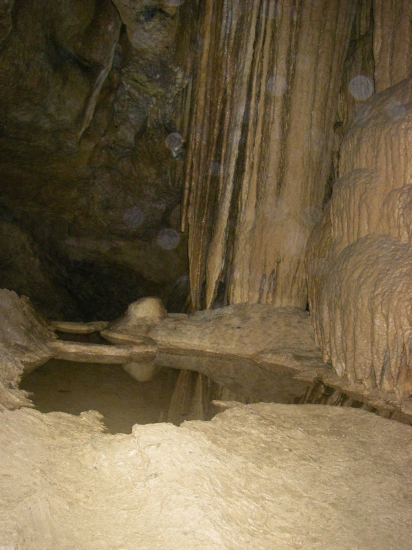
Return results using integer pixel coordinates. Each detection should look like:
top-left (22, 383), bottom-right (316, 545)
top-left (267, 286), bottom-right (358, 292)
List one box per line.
top-left (151, 303), bottom-right (325, 403)
top-left (101, 297), bottom-right (168, 343)
top-left (122, 361), bottom-right (160, 383)
top-left (48, 340), bottom-right (156, 365)
top-left (0, 404), bottom-right (411, 549)
top-left (183, 0), bottom-right (357, 310)
top-left (152, 302), bottom-right (316, 358)
top-left (0, 289), bottom-right (55, 408)
top-left (307, 76), bottom-right (412, 401)
top-left (49, 320), bottom-right (109, 334)
top-left (126, 296), bottom-right (168, 320)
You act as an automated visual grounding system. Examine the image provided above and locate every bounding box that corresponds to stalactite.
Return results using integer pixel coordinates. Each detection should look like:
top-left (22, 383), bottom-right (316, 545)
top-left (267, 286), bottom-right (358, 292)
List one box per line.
top-left (332, 0), bottom-right (374, 181)
top-left (184, 0), bottom-right (357, 311)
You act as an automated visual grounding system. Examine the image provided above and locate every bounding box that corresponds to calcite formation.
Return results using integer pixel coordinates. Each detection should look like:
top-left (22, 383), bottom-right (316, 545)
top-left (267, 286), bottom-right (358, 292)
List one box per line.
top-left (183, 0), bottom-right (357, 310)
top-left (373, 0), bottom-right (412, 92)
top-left (0, 404), bottom-right (411, 549)
top-left (0, 289), bottom-right (54, 409)
top-left (307, 75), bottom-right (412, 401)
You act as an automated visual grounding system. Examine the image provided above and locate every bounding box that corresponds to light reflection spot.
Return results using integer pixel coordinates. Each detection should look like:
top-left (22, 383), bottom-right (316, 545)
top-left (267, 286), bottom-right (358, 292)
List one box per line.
top-left (349, 75), bottom-right (374, 100)
top-left (157, 228), bottom-right (180, 250)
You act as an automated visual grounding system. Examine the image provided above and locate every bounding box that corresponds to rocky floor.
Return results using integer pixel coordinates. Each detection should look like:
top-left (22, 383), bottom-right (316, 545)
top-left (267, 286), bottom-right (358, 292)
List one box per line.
top-left (1, 290), bottom-right (412, 549)
top-left (0, 403), bottom-right (411, 550)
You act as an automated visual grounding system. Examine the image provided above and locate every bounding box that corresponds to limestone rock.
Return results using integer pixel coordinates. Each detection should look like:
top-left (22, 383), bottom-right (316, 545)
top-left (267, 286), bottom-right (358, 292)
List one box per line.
top-left (48, 340), bottom-right (156, 365)
top-left (0, 289), bottom-right (55, 408)
top-left (101, 296), bottom-right (168, 343)
top-left (183, 0), bottom-right (357, 310)
top-left (0, 0), bottom-right (13, 44)
top-left (307, 75), bottom-right (412, 401)
top-left (125, 296), bottom-right (168, 320)
top-left (112, 0), bottom-right (180, 54)
top-left (0, 219), bottom-right (81, 319)
top-left (151, 303), bottom-right (316, 359)
top-left (97, 298), bottom-right (411, 411)
top-left (0, 0), bottom-right (191, 319)
top-left (151, 303), bottom-right (325, 402)
top-left (0, 290), bottom-right (55, 366)
top-left (374, 0), bottom-right (412, 92)
top-left (0, 404), bottom-right (411, 549)
top-left (122, 361), bottom-right (160, 383)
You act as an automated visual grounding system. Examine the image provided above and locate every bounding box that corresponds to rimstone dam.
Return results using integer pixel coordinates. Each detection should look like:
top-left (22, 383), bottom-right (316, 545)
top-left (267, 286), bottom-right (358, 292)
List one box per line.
top-left (0, 1), bottom-right (411, 549)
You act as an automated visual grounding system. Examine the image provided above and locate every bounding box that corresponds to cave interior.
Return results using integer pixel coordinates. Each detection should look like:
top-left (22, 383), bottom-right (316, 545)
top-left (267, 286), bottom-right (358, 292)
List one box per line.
top-left (0, 1), bottom-right (412, 549)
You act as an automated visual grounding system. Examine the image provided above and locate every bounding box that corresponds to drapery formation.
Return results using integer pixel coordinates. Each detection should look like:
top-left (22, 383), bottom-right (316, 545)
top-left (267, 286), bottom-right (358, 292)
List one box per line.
top-left (183, 0), bottom-right (357, 310)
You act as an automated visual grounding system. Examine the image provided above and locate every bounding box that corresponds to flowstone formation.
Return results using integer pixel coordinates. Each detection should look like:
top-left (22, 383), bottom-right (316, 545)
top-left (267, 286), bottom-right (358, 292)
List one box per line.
top-left (304, 1), bottom-right (412, 403)
top-left (1, 403), bottom-right (411, 549)
top-left (306, 75), bottom-right (412, 402)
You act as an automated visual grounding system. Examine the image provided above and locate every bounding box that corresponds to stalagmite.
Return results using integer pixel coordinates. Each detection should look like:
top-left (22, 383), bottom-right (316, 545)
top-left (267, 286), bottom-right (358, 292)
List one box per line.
top-left (183, 0), bottom-right (357, 310)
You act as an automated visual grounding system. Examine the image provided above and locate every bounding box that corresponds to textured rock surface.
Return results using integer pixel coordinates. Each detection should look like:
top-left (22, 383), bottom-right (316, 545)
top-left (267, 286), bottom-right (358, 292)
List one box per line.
top-left (149, 302), bottom-right (411, 415)
top-left (373, 0), bottom-right (412, 92)
top-left (0, 289), bottom-right (54, 409)
top-left (0, 0), bottom-right (192, 319)
top-left (0, 219), bottom-right (80, 319)
top-left (98, 301), bottom-right (326, 402)
top-left (307, 76), bottom-right (412, 401)
top-left (152, 303), bottom-right (317, 359)
top-left (183, 0), bottom-right (357, 310)
top-left (0, 404), bottom-right (411, 549)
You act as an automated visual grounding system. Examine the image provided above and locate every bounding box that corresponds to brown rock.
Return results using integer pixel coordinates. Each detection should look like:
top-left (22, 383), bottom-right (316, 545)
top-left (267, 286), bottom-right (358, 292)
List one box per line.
top-left (0, 0), bottom-right (191, 319)
top-left (374, 0), bottom-right (412, 92)
top-left (183, 0), bottom-right (357, 310)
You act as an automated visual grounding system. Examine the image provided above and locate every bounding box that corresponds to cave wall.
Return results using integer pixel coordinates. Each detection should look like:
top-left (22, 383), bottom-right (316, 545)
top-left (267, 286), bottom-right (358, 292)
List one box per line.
top-left (0, 0), bottom-right (196, 320)
top-left (181, 0), bottom-right (412, 401)
top-left (306, 0), bottom-right (412, 401)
